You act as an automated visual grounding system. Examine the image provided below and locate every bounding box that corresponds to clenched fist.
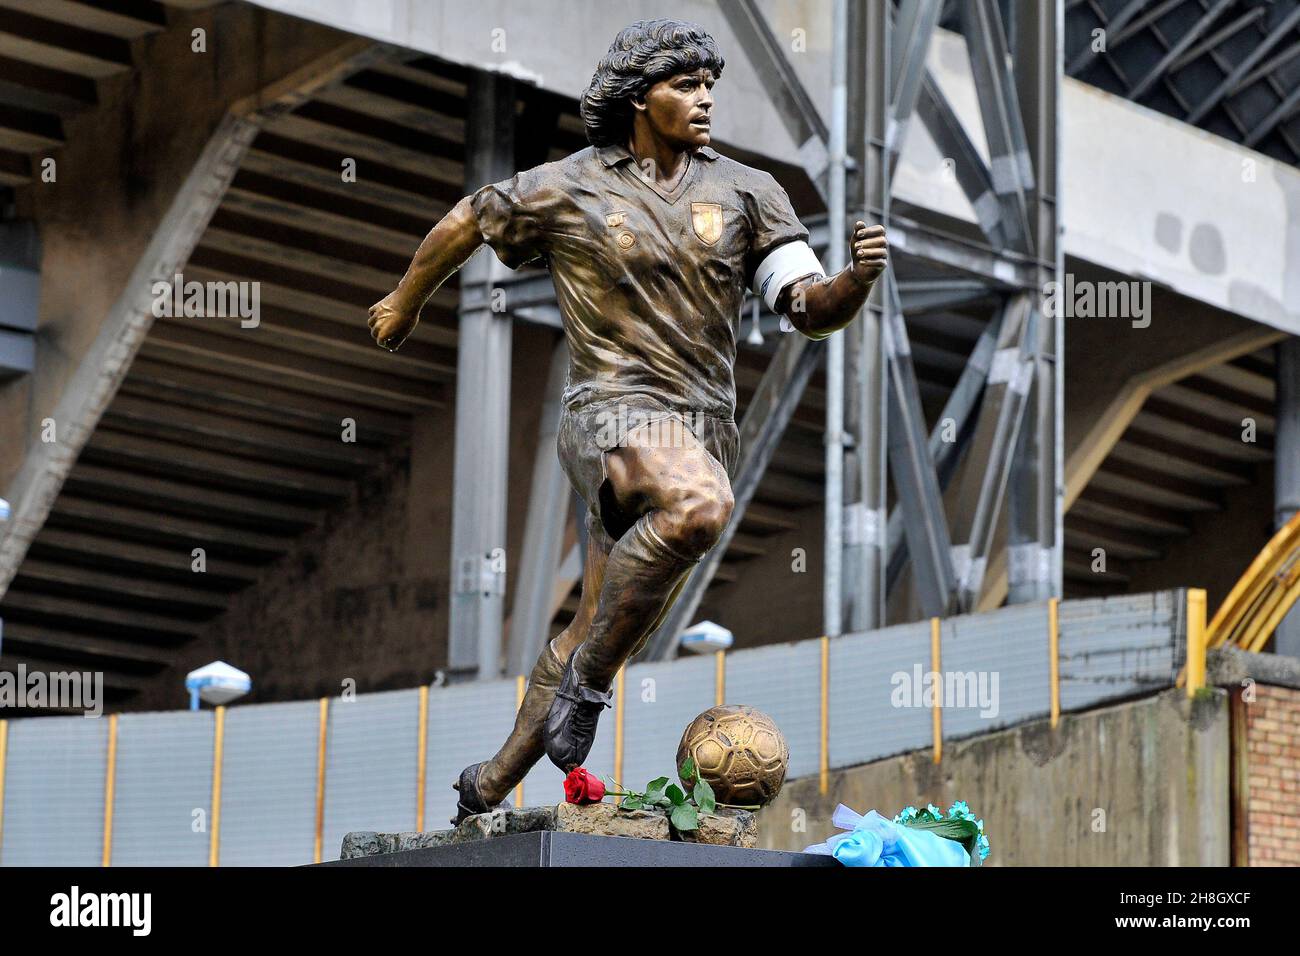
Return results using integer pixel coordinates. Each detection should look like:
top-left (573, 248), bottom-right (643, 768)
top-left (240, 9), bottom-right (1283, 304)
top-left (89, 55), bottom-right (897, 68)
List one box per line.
top-left (368, 290), bottom-right (420, 352)
top-left (849, 221), bottom-right (888, 287)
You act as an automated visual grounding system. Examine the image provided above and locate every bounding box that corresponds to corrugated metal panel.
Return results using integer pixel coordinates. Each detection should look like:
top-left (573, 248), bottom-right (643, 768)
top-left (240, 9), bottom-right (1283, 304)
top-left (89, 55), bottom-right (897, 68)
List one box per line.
top-left (619, 654), bottom-right (714, 791)
top-left (829, 622), bottom-right (932, 768)
top-left (1, 716), bottom-right (106, 866)
top-left (424, 679), bottom-right (516, 831)
top-left (0, 591), bottom-right (1190, 860)
top-left (112, 711), bottom-right (213, 867)
top-left (218, 699), bottom-right (319, 866)
top-left (322, 689), bottom-right (419, 860)
top-left (725, 641), bottom-right (822, 780)
top-left (1059, 591), bottom-right (1180, 712)
top-left (942, 603), bottom-right (1052, 738)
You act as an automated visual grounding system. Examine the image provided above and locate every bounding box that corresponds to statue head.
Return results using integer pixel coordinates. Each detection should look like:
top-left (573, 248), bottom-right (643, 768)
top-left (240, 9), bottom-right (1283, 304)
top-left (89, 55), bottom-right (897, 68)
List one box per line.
top-left (580, 19), bottom-right (725, 151)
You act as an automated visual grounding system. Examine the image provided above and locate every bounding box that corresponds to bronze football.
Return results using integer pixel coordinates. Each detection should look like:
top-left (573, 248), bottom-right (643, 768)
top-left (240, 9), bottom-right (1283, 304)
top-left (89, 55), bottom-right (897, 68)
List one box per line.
top-left (676, 704), bottom-right (789, 808)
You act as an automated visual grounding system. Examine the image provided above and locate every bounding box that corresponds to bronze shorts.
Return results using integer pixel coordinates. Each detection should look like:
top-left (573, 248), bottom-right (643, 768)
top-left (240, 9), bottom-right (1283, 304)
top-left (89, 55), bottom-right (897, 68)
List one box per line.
top-left (557, 395), bottom-right (740, 541)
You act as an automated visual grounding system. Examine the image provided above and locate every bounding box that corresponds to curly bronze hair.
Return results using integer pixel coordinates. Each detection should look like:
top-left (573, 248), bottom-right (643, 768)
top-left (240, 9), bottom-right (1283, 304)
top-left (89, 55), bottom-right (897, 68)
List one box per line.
top-left (580, 19), bottom-right (725, 148)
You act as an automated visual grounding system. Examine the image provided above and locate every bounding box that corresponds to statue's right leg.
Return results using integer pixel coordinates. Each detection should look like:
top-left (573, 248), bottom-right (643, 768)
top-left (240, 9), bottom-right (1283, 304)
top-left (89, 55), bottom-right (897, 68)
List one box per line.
top-left (451, 511), bottom-right (613, 823)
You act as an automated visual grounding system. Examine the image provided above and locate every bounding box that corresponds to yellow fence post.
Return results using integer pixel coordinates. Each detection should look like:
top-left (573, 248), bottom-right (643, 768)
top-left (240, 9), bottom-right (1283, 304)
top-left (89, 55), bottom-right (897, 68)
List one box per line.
top-left (714, 650), bottom-right (725, 707)
top-left (208, 705), bottom-right (226, 867)
top-left (313, 697), bottom-right (329, 864)
top-left (931, 618), bottom-right (943, 764)
top-left (0, 719), bottom-right (7, 863)
top-left (415, 685), bottom-right (429, 830)
top-left (613, 666), bottom-right (626, 804)
top-left (1049, 598), bottom-right (1060, 728)
top-left (819, 636), bottom-right (829, 796)
top-left (1187, 588), bottom-right (1208, 698)
top-left (513, 675), bottom-right (526, 808)
top-left (102, 713), bottom-right (118, 868)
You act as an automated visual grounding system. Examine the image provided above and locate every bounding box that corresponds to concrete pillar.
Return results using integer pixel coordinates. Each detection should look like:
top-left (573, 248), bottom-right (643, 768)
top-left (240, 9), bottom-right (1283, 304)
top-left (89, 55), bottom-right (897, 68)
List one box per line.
top-left (1276, 338), bottom-right (1300, 658)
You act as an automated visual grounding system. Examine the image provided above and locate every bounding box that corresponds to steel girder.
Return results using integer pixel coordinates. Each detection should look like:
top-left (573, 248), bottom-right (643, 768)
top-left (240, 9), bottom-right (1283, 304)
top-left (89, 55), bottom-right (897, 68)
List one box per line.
top-left (506, 338), bottom-right (571, 676)
top-left (961, 0), bottom-right (1035, 254)
top-left (1007, 0), bottom-right (1064, 605)
top-left (914, 71), bottom-right (1007, 248)
top-left (883, 272), bottom-right (957, 618)
top-left (448, 70), bottom-right (516, 677)
top-left (885, 304), bottom-right (1005, 591)
top-left (717, 0), bottom-right (831, 194)
top-left (948, 295), bottom-right (1034, 610)
top-left (1126, 0), bottom-right (1235, 102)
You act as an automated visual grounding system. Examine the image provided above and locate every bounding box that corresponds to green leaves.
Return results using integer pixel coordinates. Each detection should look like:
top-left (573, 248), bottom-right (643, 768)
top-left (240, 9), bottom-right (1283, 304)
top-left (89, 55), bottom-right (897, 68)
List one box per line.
top-left (670, 802), bottom-right (699, 832)
top-left (608, 764), bottom-right (715, 832)
top-left (901, 816), bottom-right (981, 859)
top-left (644, 776), bottom-right (670, 809)
top-left (693, 775), bottom-right (717, 815)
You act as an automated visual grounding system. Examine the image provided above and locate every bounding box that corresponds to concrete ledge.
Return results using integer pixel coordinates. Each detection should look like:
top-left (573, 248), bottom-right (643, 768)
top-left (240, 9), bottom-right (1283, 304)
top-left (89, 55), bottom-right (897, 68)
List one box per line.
top-left (757, 688), bottom-right (1229, 866)
top-left (1208, 647), bottom-right (1300, 692)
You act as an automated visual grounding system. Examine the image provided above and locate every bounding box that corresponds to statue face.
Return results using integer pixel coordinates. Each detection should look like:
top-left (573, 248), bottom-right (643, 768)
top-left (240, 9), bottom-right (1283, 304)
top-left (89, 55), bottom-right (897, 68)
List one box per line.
top-left (638, 68), bottom-right (715, 149)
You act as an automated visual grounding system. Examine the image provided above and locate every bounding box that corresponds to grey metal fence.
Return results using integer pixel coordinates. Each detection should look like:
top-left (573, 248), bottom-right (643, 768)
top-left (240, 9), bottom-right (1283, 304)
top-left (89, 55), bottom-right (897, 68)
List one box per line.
top-left (0, 590), bottom-right (1192, 866)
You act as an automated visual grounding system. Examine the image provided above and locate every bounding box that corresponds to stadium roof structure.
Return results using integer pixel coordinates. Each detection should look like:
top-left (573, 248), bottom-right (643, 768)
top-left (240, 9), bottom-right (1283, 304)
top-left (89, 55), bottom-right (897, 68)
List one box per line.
top-left (1063, 0), bottom-right (1300, 168)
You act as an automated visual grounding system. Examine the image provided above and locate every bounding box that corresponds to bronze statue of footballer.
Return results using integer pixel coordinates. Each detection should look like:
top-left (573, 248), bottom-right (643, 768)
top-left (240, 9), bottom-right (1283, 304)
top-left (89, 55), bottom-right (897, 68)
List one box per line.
top-left (368, 19), bottom-right (888, 824)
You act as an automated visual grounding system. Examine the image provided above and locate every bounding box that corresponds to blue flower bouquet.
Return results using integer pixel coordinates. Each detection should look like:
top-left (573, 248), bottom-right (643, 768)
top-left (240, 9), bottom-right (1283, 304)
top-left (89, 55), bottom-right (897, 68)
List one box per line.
top-left (804, 801), bottom-right (990, 867)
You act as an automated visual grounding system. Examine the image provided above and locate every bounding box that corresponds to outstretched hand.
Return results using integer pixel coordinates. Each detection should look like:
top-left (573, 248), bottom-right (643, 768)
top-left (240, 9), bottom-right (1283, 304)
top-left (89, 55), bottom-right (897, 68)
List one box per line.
top-left (368, 290), bottom-right (420, 352)
top-left (850, 221), bottom-right (888, 287)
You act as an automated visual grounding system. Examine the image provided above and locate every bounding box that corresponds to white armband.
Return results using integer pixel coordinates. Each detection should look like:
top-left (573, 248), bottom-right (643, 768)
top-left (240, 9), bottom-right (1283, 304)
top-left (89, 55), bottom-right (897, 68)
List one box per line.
top-left (752, 241), bottom-right (826, 312)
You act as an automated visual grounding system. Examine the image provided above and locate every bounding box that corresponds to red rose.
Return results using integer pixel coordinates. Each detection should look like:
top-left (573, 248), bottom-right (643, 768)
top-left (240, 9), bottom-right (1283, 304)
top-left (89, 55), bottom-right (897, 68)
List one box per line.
top-left (563, 767), bottom-right (606, 804)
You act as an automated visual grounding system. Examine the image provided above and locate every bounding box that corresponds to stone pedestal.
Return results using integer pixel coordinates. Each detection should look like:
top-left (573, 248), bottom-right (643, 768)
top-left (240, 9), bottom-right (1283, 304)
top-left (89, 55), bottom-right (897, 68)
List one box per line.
top-left (338, 802), bottom-right (763, 862)
top-left (325, 830), bottom-right (836, 867)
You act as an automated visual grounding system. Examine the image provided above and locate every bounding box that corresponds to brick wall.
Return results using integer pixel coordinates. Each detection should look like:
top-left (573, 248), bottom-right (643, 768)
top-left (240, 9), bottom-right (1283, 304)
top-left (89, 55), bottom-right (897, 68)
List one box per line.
top-left (1245, 683), bottom-right (1300, 866)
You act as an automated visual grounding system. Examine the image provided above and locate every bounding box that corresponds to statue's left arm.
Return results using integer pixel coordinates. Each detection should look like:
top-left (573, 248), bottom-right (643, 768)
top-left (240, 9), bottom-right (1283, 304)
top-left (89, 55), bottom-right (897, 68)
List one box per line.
top-left (776, 221), bottom-right (888, 341)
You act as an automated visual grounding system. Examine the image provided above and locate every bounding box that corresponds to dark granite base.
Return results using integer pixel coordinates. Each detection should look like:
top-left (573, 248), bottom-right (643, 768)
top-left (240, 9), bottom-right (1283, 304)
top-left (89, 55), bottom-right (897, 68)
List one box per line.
top-left (316, 831), bottom-right (839, 867)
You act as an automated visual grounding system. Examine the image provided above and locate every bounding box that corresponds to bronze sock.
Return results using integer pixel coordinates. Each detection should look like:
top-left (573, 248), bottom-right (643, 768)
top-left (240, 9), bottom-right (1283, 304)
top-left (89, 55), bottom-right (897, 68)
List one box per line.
top-left (574, 512), bottom-right (699, 690)
top-left (475, 638), bottom-right (567, 804)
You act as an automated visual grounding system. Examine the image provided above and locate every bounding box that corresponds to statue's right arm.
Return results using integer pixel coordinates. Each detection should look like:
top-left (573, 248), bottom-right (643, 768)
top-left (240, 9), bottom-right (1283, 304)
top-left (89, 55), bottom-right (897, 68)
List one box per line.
top-left (368, 196), bottom-right (483, 351)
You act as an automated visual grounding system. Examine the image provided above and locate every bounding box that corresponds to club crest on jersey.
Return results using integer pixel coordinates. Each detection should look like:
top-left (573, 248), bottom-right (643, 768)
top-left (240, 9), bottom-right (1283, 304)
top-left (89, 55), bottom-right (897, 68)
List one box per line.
top-left (690, 202), bottom-right (723, 245)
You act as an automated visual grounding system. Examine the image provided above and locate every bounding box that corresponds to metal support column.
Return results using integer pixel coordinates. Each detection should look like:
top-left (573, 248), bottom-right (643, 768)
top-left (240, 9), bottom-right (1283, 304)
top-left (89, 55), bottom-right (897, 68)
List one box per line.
top-left (449, 70), bottom-right (516, 678)
top-left (823, 0), bottom-right (849, 640)
top-left (1007, 0), bottom-right (1064, 605)
top-left (507, 337), bottom-right (571, 676)
top-left (842, 0), bottom-right (883, 632)
top-left (1276, 338), bottom-right (1300, 658)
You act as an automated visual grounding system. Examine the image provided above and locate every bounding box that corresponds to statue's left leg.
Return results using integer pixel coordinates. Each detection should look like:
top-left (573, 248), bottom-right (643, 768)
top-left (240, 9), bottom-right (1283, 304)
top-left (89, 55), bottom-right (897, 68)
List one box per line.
top-left (543, 416), bottom-right (735, 771)
top-left (451, 512), bottom-right (614, 823)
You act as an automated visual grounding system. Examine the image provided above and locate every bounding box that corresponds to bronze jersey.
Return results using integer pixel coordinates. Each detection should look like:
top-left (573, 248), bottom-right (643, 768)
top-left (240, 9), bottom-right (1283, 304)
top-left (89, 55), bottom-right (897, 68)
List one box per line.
top-left (470, 144), bottom-right (808, 420)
